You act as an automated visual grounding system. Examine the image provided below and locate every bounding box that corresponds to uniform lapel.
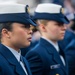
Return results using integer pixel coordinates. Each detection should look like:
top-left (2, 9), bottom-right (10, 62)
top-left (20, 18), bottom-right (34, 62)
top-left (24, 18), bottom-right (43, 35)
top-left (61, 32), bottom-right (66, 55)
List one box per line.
top-left (59, 44), bottom-right (69, 75)
top-left (39, 38), bottom-right (67, 74)
top-left (22, 56), bottom-right (32, 75)
top-left (0, 44), bottom-right (26, 75)
top-left (46, 43), bottom-right (66, 73)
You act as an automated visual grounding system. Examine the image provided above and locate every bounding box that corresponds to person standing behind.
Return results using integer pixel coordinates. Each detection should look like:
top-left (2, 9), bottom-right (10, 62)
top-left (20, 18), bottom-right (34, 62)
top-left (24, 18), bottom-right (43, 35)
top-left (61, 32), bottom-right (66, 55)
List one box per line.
top-left (26, 3), bottom-right (69, 75)
top-left (0, 2), bottom-right (36, 75)
top-left (65, 39), bottom-right (75, 75)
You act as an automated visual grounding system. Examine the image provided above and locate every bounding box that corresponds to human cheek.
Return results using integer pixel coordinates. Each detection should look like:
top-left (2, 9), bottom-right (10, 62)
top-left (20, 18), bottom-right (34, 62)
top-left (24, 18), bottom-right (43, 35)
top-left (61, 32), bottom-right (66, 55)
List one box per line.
top-left (51, 29), bottom-right (58, 34)
top-left (18, 30), bottom-right (27, 36)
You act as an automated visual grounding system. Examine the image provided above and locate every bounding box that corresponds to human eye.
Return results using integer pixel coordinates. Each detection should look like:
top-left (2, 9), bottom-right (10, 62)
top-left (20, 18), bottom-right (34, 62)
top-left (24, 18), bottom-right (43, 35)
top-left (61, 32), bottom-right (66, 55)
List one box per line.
top-left (55, 23), bottom-right (64, 26)
top-left (20, 24), bottom-right (30, 29)
top-left (25, 25), bottom-right (31, 28)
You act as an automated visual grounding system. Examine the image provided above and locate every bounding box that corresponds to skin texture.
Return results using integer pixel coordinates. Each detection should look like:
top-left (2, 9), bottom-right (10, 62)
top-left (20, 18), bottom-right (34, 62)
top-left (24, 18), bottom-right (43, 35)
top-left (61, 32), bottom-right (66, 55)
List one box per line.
top-left (39, 20), bottom-right (67, 43)
top-left (1, 23), bottom-right (33, 51)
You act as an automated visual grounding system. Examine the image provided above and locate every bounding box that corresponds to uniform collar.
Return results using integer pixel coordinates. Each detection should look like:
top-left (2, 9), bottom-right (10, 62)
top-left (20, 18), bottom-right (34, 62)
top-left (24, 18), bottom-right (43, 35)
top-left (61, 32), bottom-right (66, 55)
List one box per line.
top-left (5, 45), bottom-right (21, 62)
top-left (41, 36), bottom-right (59, 52)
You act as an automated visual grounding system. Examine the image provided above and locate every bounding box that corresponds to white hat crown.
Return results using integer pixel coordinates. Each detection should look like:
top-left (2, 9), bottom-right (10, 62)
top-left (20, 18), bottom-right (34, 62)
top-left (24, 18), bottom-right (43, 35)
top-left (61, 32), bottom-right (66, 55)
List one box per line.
top-left (0, 2), bottom-right (26, 14)
top-left (35, 3), bottom-right (62, 14)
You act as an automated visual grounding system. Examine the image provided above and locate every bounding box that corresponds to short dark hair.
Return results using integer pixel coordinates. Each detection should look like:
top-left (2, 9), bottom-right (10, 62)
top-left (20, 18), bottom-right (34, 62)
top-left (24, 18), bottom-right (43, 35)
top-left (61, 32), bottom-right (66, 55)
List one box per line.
top-left (0, 22), bottom-right (13, 42)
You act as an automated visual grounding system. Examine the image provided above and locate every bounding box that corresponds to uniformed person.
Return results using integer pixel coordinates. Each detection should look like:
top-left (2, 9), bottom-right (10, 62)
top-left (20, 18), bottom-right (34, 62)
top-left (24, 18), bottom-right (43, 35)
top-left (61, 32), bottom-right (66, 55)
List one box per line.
top-left (65, 39), bottom-right (75, 75)
top-left (26, 3), bottom-right (69, 75)
top-left (0, 2), bottom-right (36, 75)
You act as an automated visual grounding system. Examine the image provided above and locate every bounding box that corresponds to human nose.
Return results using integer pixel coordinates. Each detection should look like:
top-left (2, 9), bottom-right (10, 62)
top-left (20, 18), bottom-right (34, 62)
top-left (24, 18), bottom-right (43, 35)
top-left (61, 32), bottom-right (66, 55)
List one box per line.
top-left (27, 28), bottom-right (33, 34)
top-left (30, 29), bottom-right (33, 34)
top-left (62, 24), bottom-right (67, 30)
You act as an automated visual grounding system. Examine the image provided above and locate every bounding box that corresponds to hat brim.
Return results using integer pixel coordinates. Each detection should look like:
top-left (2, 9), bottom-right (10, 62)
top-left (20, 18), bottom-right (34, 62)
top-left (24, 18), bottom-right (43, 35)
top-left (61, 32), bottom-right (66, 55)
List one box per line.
top-left (26, 19), bottom-right (37, 26)
top-left (0, 13), bottom-right (37, 26)
top-left (33, 12), bottom-right (69, 24)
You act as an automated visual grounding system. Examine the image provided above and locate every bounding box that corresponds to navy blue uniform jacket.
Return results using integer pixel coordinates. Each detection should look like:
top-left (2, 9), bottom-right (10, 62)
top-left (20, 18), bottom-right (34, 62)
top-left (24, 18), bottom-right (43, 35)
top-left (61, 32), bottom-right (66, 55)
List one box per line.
top-left (0, 44), bottom-right (32, 75)
top-left (58, 30), bottom-right (75, 50)
top-left (26, 38), bottom-right (68, 75)
top-left (65, 39), bottom-right (75, 75)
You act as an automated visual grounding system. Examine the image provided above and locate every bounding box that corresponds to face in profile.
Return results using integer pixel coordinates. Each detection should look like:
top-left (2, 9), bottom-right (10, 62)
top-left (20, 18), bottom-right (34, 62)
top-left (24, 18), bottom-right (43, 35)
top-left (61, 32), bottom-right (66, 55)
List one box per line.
top-left (42, 21), bottom-right (67, 42)
top-left (6, 23), bottom-right (33, 49)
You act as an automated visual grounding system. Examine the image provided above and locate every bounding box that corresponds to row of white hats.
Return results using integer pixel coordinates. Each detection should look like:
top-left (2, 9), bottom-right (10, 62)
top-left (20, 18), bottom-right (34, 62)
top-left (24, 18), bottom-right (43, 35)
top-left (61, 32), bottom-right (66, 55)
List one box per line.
top-left (0, 1), bottom-right (69, 24)
top-left (0, 1), bottom-right (37, 26)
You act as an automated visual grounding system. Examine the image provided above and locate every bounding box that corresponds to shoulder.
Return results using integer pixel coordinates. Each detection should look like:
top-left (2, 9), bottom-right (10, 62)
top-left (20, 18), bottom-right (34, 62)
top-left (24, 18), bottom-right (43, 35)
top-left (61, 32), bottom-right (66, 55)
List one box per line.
top-left (25, 43), bottom-right (46, 58)
top-left (0, 54), bottom-right (9, 67)
top-left (0, 54), bottom-right (11, 74)
top-left (65, 39), bottom-right (75, 50)
top-left (65, 30), bottom-right (75, 39)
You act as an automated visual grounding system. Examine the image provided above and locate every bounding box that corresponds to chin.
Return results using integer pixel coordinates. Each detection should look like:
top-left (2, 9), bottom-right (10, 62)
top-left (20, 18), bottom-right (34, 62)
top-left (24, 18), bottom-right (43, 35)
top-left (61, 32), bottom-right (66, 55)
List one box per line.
top-left (25, 42), bottom-right (31, 47)
top-left (59, 37), bottom-right (64, 40)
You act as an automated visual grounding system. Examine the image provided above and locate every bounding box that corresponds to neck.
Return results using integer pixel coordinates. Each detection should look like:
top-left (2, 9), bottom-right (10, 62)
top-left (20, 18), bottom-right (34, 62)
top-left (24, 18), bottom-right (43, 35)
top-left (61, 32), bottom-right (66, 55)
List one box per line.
top-left (2, 42), bottom-right (20, 52)
top-left (41, 36), bottom-right (57, 44)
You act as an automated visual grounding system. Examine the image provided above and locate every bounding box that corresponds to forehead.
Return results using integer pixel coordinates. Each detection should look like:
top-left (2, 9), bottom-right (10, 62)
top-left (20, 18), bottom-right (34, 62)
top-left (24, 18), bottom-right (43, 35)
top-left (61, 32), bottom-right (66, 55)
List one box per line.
top-left (47, 20), bottom-right (64, 24)
top-left (11, 22), bottom-right (35, 28)
top-left (10, 23), bottom-right (26, 29)
top-left (45, 20), bottom-right (64, 27)
top-left (11, 22), bottom-right (23, 26)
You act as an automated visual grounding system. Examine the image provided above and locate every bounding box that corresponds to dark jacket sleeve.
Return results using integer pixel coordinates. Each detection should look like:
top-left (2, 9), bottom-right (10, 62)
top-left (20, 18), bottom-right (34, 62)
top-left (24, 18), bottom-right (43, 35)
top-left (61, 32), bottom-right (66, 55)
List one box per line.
top-left (65, 40), bottom-right (75, 75)
top-left (25, 51), bottom-right (44, 75)
top-left (0, 67), bottom-right (3, 75)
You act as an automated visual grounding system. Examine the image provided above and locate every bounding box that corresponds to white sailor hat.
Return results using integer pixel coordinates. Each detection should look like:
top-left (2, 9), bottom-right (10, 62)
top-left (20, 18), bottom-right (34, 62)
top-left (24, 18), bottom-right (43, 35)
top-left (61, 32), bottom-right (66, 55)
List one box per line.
top-left (0, 2), bottom-right (36, 26)
top-left (33, 3), bottom-right (69, 24)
